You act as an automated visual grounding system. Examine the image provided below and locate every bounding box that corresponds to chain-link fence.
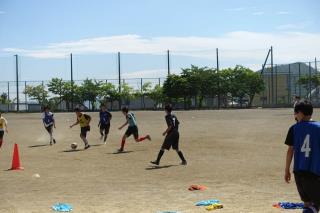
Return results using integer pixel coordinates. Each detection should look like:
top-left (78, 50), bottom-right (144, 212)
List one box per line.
top-left (0, 52), bottom-right (319, 111)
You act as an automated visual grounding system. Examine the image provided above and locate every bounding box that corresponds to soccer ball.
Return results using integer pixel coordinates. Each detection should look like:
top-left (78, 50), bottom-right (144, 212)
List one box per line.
top-left (71, 143), bottom-right (77, 150)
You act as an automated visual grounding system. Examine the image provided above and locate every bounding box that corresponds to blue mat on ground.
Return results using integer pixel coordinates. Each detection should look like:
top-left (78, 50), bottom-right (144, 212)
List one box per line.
top-left (157, 212), bottom-right (180, 213)
top-left (195, 199), bottom-right (220, 206)
top-left (278, 202), bottom-right (304, 209)
top-left (52, 203), bottom-right (73, 212)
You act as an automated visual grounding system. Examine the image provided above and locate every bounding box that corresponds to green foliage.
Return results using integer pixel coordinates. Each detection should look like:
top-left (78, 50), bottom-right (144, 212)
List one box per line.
top-left (119, 83), bottom-right (136, 105)
top-left (163, 65), bottom-right (264, 108)
top-left (297, 75), bottom-right (320, 92)
top-left (79, 79), bottom-right (102, 111)
top-left (23, 85), bottom-right (48, 105)
top-left (149, 84), bottom-right (164, 108)
top-left (0, 92), bottom-right (9, 104)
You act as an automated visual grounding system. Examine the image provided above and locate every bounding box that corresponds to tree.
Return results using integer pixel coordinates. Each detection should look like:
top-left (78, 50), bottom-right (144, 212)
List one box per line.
top-left (0, 93), bottom-right (9, 104)
top-left (119, 83), bottom-right (136, 105)
top-left (24, 85), bottom-right (48, 105)
top-left (163, 74), bottom-right (189, 109)
top-left (140, 82), bottom-right (152, 109)
top-left (297, 75), bottom-right (320, 98)
top-left (98, 82), bottom-right (119, 110)
top-left (79, 79), bottom-right (102, 111)
top-left (149, 84), bottom-right (164, 109)
top-left (47, 78), bottom-right (64, 109)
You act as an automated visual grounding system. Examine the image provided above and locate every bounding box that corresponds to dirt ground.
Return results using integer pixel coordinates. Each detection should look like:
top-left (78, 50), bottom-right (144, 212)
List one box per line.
top-left (0, 108), bottom-right (315, 213)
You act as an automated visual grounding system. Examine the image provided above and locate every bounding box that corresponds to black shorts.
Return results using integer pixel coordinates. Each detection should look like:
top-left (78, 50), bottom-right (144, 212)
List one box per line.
top-left (125, 126), bottom-right (139, 139)
top-left (100, 123), bottom-right (110, 135)
top-left (294, 171), bottom-right (320, 206)
top-left (80, 126), bottom-right (90, 138)
top-left (45, 125), bottom-right (53, 133)
top-left (161, 131), bottom-right (179, 150)
top-left (0, 131), bottom-right (4, 139)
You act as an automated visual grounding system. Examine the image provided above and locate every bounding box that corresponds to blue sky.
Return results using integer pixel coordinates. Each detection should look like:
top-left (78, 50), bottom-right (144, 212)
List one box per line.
top-left (0, 0), bottom-right (319, 83)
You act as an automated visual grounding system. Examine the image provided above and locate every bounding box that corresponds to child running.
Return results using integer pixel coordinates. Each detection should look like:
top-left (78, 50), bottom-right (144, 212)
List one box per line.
top-left (70, 108), bottom-right (91, 149)
top-left (117, 106), bottom-right (151, 152)
top-left (0, 111), bottom-right (8, 149)
top-left (151, 104), bottom-right (187, 166)
top-left (284, 101), bottom-right (320, 212)
top-left (98, 104), bottom-right (112, 144)
top-left (42, 106), bottom-right (56, 145)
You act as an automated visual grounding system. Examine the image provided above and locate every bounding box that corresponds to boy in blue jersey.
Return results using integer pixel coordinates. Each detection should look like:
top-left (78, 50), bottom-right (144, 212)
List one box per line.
top-left (98, 104), bottom-right (112, 144)
top-left (151, 104), bottom-right (187, 166)
top-left (117, 106), bottom-right (151, 152)
top-left (42, 106), bottom-right (56, 145)
top-left (284, 101), bottom-right (320, 213)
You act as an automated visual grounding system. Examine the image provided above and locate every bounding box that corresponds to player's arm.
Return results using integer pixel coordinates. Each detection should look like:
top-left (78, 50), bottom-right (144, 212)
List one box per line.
top-left (53, 115), bottom-right (56, 128)
top-left (119, 114), bottom-right (129, 130)
top-left (4, 118), bottom-right (8, 133)
top-left (284, 126), bottom-right (294, 183)
top-left (162, 117), bottom-right (172, 136)
top-left (70, 117), bottom-right (79, 128)
top-left (285, 146), bottom-right (294, 183)
top-left (162, 126), bottom-right (172, 136)
top-left (118, 120), bottom-right (128, 130)
top-left (108, 112), bottom-right (112, 120)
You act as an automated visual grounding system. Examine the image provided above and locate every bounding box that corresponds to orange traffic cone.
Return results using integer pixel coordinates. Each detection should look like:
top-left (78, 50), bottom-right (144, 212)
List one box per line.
top-left (10, 143), bottom-right (23, 170)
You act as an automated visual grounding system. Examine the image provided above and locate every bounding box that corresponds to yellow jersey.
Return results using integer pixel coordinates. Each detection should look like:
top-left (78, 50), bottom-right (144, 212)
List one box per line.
top-left (0, 117), bottom-right (7, 131)
top-left (78, 113), bottom-right (90, 128)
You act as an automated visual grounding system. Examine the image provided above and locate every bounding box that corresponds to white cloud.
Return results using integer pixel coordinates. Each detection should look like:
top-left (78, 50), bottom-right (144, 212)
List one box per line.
top-left (2, 32), bottom-right (320, 70)
top-left (252, 11), bottom-right (264, 16)
top-left (121, 69), bottom-right (178, 79)
top-left (225, 7), bottom-right (245, 12)
top-left (276, 24), bottom-right (305, 30)
top-left (277, 11), bottom-right (290, 15)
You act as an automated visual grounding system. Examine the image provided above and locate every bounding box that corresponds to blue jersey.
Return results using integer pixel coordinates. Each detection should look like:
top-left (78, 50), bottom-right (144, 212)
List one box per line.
top-left (42, 112), bottom-right (54, 127)
top-left (99, 111), bottom-right (112, 125)
top-left (293, 121), bottom-right (320, 176)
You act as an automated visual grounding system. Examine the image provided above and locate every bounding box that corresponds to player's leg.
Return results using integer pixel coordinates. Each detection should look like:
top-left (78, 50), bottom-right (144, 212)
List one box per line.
top-left (294, 173), bottom-right (317, 212)
top-left (0, 131), bottom-right (4, 148)
top-left (46, 125), bottom-right (53, 145)
top-left (80, 127), bottom-right (90, 149)
top-left (172, 132), bottom-right (187, 165)
top-left (297, 173), bottom-right (320, 212)
top-left (103, 124), bottom-right (110, 143)
top-left (134, 127), bottom-right (151, 142)
top-left (150, 135), bottom-right (171, 165)
top-left (151, 149), bottom-right (165, 165)
top-left (118, 134), bottom-right (128, 152)
top-left (99, 125), bottom-right (104, 140)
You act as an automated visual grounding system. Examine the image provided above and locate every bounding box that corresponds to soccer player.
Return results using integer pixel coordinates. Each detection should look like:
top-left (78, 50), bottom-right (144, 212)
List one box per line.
top-left (151, 104), bottom-right (187, 166)
top-left (70, 108), bottom-right (91, 149)
top-left (42, 106), bottom-right (56, 145)
top-left (98, 104), bottom-right (112, 144)
top-left (284, 101), bottom-right (320, 213)
top-left (117, 106), bottom-right (151, 152)
top-left (0, 111), bottom-right (8, 149)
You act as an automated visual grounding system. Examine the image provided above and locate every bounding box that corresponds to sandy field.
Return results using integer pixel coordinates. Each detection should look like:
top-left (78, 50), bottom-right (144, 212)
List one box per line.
top-left (0, 108), bottom-right (315, 213)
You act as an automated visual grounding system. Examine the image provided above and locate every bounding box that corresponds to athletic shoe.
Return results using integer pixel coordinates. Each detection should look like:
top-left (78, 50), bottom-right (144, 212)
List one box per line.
top-left (146, 135), bottom-right (151, 141)
top-left (84, 144), bottom-right (91, 149)
top-left (150, 161), bottom-right (159, 165)
top-left (117, 148), bottom-right (124, 153)
top-left (181, 161), bottom-right (187, 165)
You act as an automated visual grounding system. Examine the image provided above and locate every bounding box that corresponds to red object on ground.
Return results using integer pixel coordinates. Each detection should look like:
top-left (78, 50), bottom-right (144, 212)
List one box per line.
top-left (188, 184), bottom-right (207, 191)
top-left (10, 143), bottom-right (23, 170)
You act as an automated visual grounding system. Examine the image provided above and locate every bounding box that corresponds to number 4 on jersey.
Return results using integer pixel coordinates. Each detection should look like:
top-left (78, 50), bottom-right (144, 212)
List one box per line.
top-left (301, 134), bottom-right (311, 158)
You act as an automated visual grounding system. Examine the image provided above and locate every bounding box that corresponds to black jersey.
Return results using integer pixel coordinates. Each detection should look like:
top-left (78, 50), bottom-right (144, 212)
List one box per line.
top-left (165, 114), bottom-right (179, 133)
